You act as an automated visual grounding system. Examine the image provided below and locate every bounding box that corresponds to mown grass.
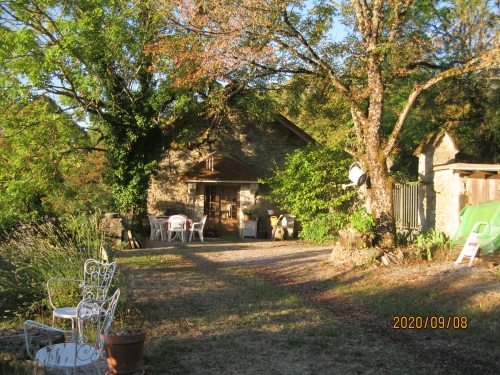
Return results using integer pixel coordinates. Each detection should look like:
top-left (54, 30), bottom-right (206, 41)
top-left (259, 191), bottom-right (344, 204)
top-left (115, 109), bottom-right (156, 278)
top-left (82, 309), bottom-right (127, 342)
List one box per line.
top-left (116, 247), bottom-right (441, 374)
top-left (3, 238), bottom-right (500, 374)
top-left (325, 262), bottom-right (500, 357)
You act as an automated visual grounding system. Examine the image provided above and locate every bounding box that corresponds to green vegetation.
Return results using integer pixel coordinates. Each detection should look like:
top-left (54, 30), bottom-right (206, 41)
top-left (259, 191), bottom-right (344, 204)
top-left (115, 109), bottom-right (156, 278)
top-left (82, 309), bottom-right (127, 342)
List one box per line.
top-left (347, 209), bottom-right (376, 235)
top-left (0, 213), bottom-right (116, 322)
top-left (416, 229), bottom-right (449, 260)
top-left (262, 144), bottom-right (357, 243)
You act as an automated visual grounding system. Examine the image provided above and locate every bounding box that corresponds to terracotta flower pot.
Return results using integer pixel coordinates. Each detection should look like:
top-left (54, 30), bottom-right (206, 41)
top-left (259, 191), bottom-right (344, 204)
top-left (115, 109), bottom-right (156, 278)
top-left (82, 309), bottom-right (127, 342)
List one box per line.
top-left (105, 328), bottom-right (146, 374)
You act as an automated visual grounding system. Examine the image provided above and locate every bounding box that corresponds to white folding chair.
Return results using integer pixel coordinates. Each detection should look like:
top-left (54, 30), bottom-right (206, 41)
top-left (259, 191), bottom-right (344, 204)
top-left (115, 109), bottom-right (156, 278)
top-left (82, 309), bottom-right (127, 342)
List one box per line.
top-left (47, 259), bottom-right (116, 332)
top-left (189, 215), bottom-right (208, 242)
top-left (25, 289), bottom-right (120, 375)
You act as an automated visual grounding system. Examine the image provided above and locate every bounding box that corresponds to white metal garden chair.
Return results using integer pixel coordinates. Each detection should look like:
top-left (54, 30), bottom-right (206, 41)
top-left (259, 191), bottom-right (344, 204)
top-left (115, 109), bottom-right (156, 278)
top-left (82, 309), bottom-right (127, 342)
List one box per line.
top-left (189, 214), bottom-right (208, 242)
top-left (25, 288), bottom-right (120, 375)
top-left (47, 259), bottom-right (116, 332)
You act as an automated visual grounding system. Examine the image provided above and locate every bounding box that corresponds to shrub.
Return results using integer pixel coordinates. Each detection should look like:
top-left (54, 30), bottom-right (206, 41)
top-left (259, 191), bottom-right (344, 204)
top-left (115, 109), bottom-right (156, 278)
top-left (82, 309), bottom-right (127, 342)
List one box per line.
top-left (348, 209), bottom-right (376, 234)
top-left (416, 229), bottom-right (448, 260)
top-left (262, 144), bottom-right (357, 243)
top-left (300, 212), bottom-right (349, 244)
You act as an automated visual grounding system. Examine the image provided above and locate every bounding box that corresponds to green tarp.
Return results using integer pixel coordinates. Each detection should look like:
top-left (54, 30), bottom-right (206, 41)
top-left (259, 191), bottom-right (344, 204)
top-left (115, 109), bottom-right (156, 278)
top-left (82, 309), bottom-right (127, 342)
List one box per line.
top-left (451, 201), bottom-right (500, 254)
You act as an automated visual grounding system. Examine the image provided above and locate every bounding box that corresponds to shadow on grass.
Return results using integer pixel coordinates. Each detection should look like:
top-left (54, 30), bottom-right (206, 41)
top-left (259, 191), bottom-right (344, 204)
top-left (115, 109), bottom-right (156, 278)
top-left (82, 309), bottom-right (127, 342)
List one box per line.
top-left (113, 244), bottom-right (468, 374)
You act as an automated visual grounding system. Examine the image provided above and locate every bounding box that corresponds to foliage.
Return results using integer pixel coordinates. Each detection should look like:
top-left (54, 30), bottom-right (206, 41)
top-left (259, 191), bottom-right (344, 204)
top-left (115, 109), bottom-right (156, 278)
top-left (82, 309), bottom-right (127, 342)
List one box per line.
top-left (300, 212), bottom-right (349, 244)
top-left (154, 0), bottom-right (500, 247)
top-left (0, 213), bottom-right (109, 322)
top-left (0, 0), bottom-right (188, 213)
top-left (262, 145), bottom-right (357, 243)
top-left (396, 229), bottom-right (414, 248)
top-left (348, 209), bottom-right (376, 234)
top-left (242, 208), bottom-right (253, 216)
top-left (0, 95), bottom-right (114, 232)
top-left (416, 229), bottom-right (448, 260)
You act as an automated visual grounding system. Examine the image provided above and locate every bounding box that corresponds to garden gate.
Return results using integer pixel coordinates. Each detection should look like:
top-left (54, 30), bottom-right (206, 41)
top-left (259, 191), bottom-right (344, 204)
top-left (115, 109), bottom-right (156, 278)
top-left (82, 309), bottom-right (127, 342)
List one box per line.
top-left (393, 183), bottom-right (420, 235)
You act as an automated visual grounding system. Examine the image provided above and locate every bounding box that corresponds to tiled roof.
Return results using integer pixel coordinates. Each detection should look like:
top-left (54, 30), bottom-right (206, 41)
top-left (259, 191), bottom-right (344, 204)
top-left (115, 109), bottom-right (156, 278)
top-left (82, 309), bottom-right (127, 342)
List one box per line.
top-left (181, 153), bottom-right (263, 182)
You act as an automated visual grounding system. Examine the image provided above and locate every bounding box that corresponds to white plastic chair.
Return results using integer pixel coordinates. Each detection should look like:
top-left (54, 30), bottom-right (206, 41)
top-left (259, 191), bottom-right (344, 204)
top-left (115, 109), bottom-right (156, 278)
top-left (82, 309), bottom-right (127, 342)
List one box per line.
top-left (148, 214), bottom-right (165, 241)
top-left (167, 215), bottom-right (187, 242)
top-left (24, 289), bottom-right (120, 375)
top-left (47, 259), bottom-right (116, 332)
top-left (189, 214), bottom-right (208, 242)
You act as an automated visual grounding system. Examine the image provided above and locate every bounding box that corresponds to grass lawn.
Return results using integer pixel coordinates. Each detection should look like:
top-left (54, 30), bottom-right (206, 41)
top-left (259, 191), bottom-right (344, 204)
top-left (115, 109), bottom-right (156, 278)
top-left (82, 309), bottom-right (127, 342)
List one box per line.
top-left (115, 244), bottom-right (477, 374)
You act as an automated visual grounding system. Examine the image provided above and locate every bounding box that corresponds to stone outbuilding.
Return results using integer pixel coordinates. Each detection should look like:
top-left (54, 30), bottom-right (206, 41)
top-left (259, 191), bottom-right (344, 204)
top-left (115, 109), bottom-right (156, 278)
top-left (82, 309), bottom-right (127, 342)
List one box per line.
top-left (415, 130), bottom-right (500, 239)
top-left (147, 110), bottom-right (315, 238)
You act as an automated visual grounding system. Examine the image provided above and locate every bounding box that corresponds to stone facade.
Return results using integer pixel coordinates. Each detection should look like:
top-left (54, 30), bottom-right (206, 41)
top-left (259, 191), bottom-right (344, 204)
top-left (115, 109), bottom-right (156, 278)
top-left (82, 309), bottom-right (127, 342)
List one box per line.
top-left (416, 130), bottom-right (459, 235)
top-left (147, 112), bottom-right (314, 237)
top-left (416, 130), bottom-right (500, 238)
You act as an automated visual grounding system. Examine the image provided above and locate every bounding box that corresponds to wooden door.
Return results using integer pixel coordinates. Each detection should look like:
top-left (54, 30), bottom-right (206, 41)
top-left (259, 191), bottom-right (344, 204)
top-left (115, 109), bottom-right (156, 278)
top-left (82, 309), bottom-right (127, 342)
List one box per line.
top-left (204, 185), bottom-right (240, 237)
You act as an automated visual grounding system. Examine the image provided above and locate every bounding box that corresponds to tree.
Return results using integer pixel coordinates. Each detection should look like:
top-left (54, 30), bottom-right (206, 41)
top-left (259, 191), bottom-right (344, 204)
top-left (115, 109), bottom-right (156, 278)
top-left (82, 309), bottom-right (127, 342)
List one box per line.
top-left (0, 94), bottom-right (113, 231)
top-left (154, 0), bottom-right (500, 247)
top-left (0, 0), bottom-right (183, 213)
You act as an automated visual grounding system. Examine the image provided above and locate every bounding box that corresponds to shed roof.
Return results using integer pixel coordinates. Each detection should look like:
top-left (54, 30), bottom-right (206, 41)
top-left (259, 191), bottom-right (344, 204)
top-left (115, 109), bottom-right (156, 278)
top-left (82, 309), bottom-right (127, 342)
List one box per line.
top-left (434, 163), bottom-right (500, 176)
top-left (414, 129), bottom-right (459, 156)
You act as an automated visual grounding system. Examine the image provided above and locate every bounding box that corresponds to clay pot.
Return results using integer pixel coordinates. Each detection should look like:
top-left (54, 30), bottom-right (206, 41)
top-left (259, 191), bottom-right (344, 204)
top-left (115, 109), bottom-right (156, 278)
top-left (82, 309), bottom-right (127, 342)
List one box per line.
top-left (105, 328), bottom-right (146, 374)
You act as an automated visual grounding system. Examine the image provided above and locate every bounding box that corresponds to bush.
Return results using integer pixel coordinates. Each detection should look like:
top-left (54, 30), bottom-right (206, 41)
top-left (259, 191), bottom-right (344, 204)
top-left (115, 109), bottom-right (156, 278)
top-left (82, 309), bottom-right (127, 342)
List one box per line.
top-left (300, 212), bottom-right (349, 244)
top-left (262, 144), bottom-right (357, 243)
top-left (416, 229), bottom-right (448, 260)
top-left (348, 209), bottom-right (376, 234)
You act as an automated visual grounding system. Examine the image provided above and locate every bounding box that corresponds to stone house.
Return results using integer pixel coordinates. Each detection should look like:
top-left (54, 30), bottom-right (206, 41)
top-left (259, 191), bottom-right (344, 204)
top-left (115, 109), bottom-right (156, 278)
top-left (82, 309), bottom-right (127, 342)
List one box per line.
top-left (415, 130), bottom-right (500, 239)
top-left (147, 110), bottom-right (315, 238)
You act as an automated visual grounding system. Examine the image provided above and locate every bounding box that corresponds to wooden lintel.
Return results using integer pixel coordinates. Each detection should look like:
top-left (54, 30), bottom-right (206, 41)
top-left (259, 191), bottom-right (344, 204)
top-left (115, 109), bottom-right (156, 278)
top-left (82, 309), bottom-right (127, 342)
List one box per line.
top-left (474, 170), bottom-right (495, 175)
top-left (454, 169), bottom-right (473, 175)
top-left (469, 173), bottom-right (488, 179)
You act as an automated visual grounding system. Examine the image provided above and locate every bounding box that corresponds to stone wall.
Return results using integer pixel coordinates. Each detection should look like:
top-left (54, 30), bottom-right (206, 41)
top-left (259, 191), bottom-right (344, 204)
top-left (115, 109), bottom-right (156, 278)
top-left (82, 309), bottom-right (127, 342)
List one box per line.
top-left (147, 112), bottom-right (310, 231)
top-left (417, 131), bottom-right (500, 239)
top-left (99, 217), bottom-right (124, 249)
top-left (417, 131), bottom-right (460, 237)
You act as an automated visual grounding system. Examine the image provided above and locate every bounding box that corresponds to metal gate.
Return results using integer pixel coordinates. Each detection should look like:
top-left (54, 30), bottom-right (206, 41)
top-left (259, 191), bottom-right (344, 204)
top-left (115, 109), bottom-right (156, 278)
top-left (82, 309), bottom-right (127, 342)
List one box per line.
top-left (393, 183), bottom-right (420, 233)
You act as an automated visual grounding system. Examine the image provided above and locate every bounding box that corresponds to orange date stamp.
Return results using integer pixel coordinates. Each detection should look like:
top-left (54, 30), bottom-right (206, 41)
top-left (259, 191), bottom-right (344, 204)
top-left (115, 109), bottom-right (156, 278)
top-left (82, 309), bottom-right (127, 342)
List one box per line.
top-left (393, 316), bottom-right (468, 329)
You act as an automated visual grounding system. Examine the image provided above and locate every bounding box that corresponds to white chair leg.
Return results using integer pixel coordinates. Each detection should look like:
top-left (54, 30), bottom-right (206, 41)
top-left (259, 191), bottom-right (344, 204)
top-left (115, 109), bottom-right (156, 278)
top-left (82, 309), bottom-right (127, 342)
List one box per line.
top-left (189, 230), bottom-right (193, 242)
top-left (199, 230), bottom-right (204, 243)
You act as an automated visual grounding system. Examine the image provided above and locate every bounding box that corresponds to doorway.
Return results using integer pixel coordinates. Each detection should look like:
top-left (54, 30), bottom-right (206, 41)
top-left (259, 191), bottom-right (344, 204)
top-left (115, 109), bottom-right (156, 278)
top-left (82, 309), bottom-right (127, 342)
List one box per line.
top-left (204, 185), bottom-right (240, 237)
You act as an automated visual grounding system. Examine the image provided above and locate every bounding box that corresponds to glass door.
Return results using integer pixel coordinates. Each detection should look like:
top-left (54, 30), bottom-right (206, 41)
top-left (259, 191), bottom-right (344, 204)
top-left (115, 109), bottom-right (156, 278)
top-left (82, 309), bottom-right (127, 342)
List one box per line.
top-left (204, 185), bottom-right (240, 237)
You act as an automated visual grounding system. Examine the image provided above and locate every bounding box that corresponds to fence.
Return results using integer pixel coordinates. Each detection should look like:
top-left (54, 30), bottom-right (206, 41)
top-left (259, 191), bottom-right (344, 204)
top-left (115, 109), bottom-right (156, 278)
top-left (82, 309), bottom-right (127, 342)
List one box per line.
top-left (393, 183), bottom-right (420, 234)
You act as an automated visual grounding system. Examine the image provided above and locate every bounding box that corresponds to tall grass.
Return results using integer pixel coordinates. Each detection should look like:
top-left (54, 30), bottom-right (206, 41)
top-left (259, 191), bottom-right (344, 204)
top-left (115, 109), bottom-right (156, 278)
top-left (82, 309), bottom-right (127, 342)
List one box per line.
top-left (0, 213), bottom-right (108, 324)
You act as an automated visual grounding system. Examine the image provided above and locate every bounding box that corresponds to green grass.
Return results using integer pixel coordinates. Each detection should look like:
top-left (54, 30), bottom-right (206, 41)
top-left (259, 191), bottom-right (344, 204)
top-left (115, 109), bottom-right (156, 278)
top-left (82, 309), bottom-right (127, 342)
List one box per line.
top-left (326, 264), bottom-right (500, 357)
top-left (115, 248), bottom-right (441, 374)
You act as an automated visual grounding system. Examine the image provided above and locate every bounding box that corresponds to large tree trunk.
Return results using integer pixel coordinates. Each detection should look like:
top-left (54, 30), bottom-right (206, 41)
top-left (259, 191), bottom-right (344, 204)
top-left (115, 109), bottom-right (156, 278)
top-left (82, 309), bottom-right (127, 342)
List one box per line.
top-left (362, 58), bottom-right (396, 248)
top-left (366, 155), bottom-right (395, 248)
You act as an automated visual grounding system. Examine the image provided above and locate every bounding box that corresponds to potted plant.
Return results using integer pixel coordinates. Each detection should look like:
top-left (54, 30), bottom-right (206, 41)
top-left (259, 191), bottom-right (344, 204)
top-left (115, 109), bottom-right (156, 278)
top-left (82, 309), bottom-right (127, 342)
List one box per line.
top-left (243, 208), bottom-right (253, 220)
top-left (105, 327), bottom-right (147, 374)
